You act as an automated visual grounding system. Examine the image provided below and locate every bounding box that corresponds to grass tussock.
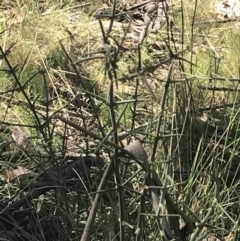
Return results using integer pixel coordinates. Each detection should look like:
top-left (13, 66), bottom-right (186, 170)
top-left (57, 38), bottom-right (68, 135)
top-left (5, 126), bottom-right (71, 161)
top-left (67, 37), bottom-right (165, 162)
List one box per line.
top-left (1, 0), bottom-right (240, 241)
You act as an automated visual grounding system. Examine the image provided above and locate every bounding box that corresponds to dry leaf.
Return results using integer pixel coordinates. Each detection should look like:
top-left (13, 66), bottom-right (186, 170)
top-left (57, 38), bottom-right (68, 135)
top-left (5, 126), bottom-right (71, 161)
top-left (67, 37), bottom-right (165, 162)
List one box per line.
top-left (6, 166), bottom-right (34, 182)
top-left (12, 126), bottom-right (36, 154)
